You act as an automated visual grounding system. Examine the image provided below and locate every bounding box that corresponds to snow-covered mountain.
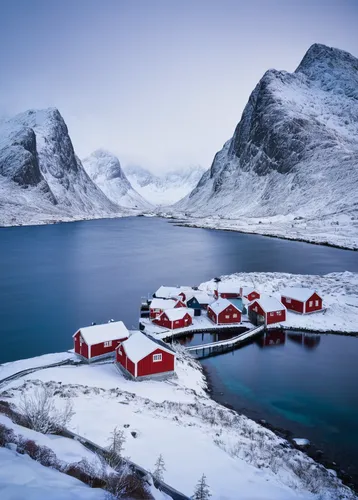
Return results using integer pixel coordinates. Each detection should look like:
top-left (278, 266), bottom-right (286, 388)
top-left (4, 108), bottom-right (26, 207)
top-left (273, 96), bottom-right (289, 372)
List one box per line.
top-left (82, 150), bottom-right (152, 211)
top-left (0, 108), bottom-right (123, 226)
top-left (124, 165), bottom-right (206, 205)
top-left (175, 44), bottom-right (358, 223)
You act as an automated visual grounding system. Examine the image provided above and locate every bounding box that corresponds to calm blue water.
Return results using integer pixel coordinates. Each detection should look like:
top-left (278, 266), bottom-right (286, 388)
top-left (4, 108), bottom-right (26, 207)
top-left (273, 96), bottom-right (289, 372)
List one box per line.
top-left (201, 330), bottom-right (358, 479)
top-left (1, 216), bottom-right (358, 476)
top-left (0, 216), bottom-right (357, 363)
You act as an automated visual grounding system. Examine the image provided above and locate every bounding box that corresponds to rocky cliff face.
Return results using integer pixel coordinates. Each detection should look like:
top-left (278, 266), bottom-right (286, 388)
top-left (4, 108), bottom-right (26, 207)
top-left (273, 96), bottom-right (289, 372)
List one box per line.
top-left (0, 108), bottom-right (122, 226)
top-left (82, 150), bottom-right (152, 210)
top-left (176, 44), bottom-right (358, 220)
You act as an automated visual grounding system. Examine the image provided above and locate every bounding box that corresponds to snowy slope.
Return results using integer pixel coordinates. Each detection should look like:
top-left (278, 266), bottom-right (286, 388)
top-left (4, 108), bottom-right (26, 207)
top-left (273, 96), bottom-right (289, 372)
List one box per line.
top-left (125, 165), bottom-right (206, 205)
top-left (0, 109), bottom-right (127, 227)
top-left (82, 150), bottom-right (153, 211)
top-left (2, 345), bottom-right (356, 499)
top-left (0, 447), bottom-right (107, 500)
top-left (174, 44), bottom-right (358, 243)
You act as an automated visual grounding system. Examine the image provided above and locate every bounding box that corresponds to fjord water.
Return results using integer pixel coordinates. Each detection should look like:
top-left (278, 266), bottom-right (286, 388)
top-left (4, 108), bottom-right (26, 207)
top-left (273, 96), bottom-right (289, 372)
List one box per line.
top-left (1, 216), bottom-right (357, 363)
top-left (1, 216), bottom-right (358, 475)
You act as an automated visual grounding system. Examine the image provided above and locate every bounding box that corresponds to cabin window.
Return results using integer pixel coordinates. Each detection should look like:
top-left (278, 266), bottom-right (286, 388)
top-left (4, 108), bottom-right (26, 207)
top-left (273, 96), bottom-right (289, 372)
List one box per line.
top-left (175, 320), bottom-right (179, 324)
top-left (309, 301), bottom-right (313, 307)
top-left (225, 315), bottom-right (230, 319)
top-left (315, 300), bottom-right (319, 306)
top-left (233, 313), bottom-right (238, 318)
top-left (270, 312), bottom-right (274, 317)
top-left (286, 298), bottom-right (291, 303)
top-left (153, 353), bottom-right (162, 362)
top-left (104, 341), bottom-right (112, 348)
top-left (277, 311), bottom-right (281, 316)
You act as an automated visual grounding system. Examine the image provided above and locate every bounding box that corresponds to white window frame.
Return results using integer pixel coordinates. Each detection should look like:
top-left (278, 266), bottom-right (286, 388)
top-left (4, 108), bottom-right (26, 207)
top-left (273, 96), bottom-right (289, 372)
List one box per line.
top-left (225, 314), bottom-right (230, 319)
top-left (233, 313), bottom-right (238, 318)
top-left (277, 311), bottom-right (281, 316)
top-left (153, 353), bottom-right (162, 362)
top-left (104, 341), bottom-right (112, 348)
top-left (309, 301), bottom-right (313, 307)
top-left (269, 312), bottom-right (274, 317)
top-left (285, 297), bottom-right (291, 303)
top-left (315, 300), bottom-right (319, 306)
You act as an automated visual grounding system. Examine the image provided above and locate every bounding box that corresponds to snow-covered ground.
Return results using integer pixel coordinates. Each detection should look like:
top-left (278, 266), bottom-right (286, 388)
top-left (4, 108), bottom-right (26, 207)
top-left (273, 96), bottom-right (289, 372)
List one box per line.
top-left (199, 271), bottom-right (358, 334)
top-left (165, 214), bottom-right (358, 251)
top-left (0, 447), bottom-right (107, 500)
top-left (1, 346), bottom-right (356, 499)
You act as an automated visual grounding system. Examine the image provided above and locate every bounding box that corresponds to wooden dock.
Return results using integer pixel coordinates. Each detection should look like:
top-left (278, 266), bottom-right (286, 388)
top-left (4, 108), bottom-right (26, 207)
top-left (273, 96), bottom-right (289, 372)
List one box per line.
top-left (185, 325), bottom-right (265, 358)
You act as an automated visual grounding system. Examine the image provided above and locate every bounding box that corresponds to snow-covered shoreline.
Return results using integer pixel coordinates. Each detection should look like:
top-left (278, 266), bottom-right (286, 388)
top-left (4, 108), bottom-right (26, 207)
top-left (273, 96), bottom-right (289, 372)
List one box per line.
top-left (198, 271), bottom-right (358, 335)
top-left (168, 215), bottom-right (358, 251)
top-left (1, 344), bottom-right (357, 499)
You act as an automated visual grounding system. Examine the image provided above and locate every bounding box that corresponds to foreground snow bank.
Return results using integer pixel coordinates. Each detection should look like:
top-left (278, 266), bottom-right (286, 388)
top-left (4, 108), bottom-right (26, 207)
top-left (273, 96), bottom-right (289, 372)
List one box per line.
top-left (171, 215), bottom-right (358, 250)
top-left (0, 447), bottom-right (107, 500)
top-left (199, 271), bottom-right (358, 334)
top-left (1, 347), bottom-right (356, 499)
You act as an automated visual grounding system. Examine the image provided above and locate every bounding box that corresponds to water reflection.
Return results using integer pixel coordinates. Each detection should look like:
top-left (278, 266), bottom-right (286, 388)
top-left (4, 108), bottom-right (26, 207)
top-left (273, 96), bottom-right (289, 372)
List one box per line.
top-left (256, 329), bottom-right (286, 348)
top-left (287, 332), bottom-right (321, 349)
top-left (177, 328), bottom-right (247, 347)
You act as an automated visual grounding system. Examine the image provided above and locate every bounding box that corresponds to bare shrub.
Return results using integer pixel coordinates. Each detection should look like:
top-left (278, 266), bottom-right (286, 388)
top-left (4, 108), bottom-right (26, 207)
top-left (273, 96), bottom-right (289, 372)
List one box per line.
top-left (105, 427), bottom-right (126, 470)
top-left (18, 385), bottom-right (74, 434)
top-left (105, 466), bottom-right (151, 499)
top-left (0, 400), bottom-right (28, 427)
top-left (0, 423), bottom-right (16, 447)
top-left (17, 437), bottom-right (58, 468)
top-left (65, 459), bottom-right (106, 488)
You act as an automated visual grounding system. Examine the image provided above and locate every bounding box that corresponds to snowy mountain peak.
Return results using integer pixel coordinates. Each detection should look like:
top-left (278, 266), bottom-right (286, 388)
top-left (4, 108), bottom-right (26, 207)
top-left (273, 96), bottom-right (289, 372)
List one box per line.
top-left (175, 43), bottom-right (358, 222)
top-left (83, 151), bottom-right (152, 210)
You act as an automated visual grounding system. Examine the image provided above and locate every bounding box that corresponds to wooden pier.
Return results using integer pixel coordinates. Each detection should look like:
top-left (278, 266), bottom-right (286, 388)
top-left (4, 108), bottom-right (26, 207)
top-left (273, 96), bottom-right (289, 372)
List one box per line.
top-left (185, 325), bottom-right (265, 358)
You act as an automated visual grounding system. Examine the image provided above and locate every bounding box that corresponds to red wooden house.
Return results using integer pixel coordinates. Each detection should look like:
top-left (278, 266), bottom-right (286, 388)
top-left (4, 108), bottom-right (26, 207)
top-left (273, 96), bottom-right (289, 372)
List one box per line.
top-left (149, 298), bottom-right (185, 319)
top-left (214, 284), bottom-right (241, 299)
top-left (207, 299), bottom-right (242, 325)
top-left (280, 288), bottom-right (323, 314)
top-left (240, 286), bottom-right (260, 303)
top-left (154, 285), bottom-right (193, 300)
top-left (154, 307), bottom-right (193, 330)
top-left (116, 331), bottom-right (176, 380)
top-left (248, 296), bottom-right (286, 326)
top-left (73, 321), bottom-right (129, 362)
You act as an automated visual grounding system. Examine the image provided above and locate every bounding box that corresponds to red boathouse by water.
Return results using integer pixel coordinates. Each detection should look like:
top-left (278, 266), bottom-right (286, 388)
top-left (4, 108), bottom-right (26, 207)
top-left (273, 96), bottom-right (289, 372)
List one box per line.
top-left (248, 296), bottom-right (286, 326)
top-left (149, 298), bottom-right (185, 319)
top-left (280, 288), bottom-right (323, 314)
top-left (207, 298), bottom-right (242, 325)
top-left (154, 308), bottom-right (193, 330)
top-left (73, 321), bottom-right (129, 362)
top-left (116, 331), bottom-right (176, 380)
top-left (240, 286), bottom-right (260, 303)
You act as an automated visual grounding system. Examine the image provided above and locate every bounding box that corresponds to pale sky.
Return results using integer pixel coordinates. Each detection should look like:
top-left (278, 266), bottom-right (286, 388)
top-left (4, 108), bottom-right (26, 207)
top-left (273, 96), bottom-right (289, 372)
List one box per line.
top-left (0, 0), bottom-right (357, 173)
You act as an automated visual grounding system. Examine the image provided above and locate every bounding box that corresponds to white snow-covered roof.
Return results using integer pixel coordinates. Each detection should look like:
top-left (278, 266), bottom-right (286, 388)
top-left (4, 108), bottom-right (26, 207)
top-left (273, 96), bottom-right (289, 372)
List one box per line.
top-left (161, 307), bottom-right (193, 321)
top-left (208, 298), bottom-right (241, 315)
top-left (75, 321), bottom-right (128, 346)
top-left (217, 283), bottom-right (241, 293)
top-left (253, 296), bottom-right (286, 313)
top-left (280, 287), bottom-right (317, 302)
top-left (155, 286), bottom-right (193, 299)
top-left (150, 298), bottom-right (177, 310)
top-left (191, 292), bottom-right (214, 304)
top-left (121, 331), bottom-right (174, 363)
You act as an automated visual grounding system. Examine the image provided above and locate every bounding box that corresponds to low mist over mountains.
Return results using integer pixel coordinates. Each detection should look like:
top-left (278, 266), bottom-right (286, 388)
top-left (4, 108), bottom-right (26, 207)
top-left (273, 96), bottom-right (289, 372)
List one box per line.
top-left (124, 165), bottom-right (206, 205)
top-left (175, 44), bottom-right (358, 224)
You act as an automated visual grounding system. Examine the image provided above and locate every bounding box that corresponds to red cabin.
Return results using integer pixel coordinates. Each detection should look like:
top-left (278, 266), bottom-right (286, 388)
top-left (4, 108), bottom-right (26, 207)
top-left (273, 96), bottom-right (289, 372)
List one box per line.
top-left (280, 288), bottom-right (323, 314)
top-left (149, 298), bottom-right (185, 320)
top-left (116, 331), bottom-right (176, 380)
top-left (214, 284), bottom-right (241, 299)
top-left (240, 286), bottom-right (260, 303)
top-left (73, 321), bottom-right (129, 362)
top-left (207, 299), bottom-right (242, 325)
top-left (248, 297), bottom-right (286, 326)
top-left (154, 308), bottom-right (193, 330)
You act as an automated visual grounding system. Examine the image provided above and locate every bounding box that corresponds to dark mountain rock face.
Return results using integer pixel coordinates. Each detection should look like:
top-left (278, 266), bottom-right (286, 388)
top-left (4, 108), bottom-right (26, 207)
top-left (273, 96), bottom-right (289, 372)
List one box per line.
top-left (177, 44), bottom-right (358, 220)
